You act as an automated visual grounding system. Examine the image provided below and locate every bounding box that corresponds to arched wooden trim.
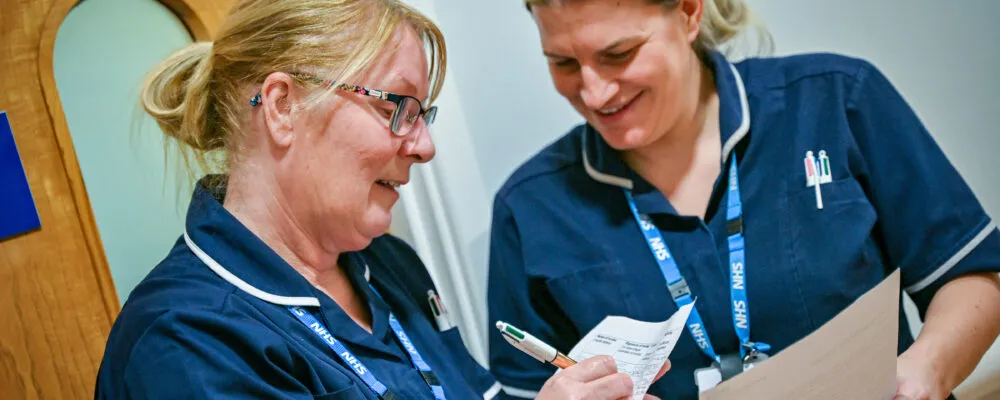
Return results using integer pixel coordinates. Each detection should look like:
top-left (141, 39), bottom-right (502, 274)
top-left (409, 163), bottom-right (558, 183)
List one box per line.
top-left (158, 0), bottom-right (234, 42)
top-left (36, 0), bottom-right (234, 320)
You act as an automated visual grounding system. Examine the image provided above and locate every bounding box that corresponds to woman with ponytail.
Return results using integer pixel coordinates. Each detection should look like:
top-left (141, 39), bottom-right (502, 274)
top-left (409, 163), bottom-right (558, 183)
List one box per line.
top-left (487, 1), bottom-right (1000, 399)
top-left (95, 1), bottom-right (669, 399)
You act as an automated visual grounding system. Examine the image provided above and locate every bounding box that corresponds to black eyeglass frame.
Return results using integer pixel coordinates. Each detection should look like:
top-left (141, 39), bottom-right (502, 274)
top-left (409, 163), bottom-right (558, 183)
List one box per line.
top-left (249, 73), bottom-right (437, 136)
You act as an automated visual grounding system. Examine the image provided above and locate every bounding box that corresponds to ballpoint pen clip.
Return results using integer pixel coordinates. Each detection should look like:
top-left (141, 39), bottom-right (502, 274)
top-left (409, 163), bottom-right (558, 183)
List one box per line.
top-left (428, 290), bottom-right (452, 331)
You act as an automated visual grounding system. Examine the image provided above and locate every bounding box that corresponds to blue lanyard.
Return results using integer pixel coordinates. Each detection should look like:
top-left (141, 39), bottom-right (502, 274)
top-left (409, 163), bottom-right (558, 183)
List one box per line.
top-left (288, 307), bottom-right (393, 397)
top-left (624, 156), bottom-right (769, 362)
top-left (288, 270), bottom-right (446, 399)
top-left (182, 232), bottom-right (444, 398)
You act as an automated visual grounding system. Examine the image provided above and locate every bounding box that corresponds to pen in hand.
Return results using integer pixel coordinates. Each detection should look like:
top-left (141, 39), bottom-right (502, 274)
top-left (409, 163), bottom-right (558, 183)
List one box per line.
top-left (495, 321), bottom-right (577, 369)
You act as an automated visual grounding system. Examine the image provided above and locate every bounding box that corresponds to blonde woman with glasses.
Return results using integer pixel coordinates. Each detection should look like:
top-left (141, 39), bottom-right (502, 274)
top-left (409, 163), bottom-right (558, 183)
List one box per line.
top-left (95, 1), bottom-right (668, 399)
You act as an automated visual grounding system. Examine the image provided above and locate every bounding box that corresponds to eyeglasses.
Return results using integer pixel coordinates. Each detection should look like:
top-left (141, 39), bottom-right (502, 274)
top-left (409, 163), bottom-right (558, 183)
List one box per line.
top-left (249, 73), bottom-right (438, 137)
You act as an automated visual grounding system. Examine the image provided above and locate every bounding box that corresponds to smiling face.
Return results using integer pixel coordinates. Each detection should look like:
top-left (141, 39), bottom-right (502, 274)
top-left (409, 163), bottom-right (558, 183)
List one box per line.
top-left (531, 0), bottom-right (704, 151)
top-left (268, 25), bottom-right (436, 252)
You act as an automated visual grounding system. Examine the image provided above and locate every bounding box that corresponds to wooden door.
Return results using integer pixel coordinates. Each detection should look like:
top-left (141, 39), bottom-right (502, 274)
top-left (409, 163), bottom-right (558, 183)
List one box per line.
top-left (0, 1), bottom-right (234, 398)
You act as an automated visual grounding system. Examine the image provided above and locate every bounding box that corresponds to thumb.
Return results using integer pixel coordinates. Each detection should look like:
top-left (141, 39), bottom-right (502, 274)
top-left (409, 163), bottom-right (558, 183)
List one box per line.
top-left (642, 395), bottom-right (661, 400)
top-left (894, 381), bottom-right (926, 400)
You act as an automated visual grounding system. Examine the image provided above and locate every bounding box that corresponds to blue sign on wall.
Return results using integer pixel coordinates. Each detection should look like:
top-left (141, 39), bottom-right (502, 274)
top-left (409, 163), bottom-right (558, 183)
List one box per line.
top-left (0, 111), bottom-right (41, 241)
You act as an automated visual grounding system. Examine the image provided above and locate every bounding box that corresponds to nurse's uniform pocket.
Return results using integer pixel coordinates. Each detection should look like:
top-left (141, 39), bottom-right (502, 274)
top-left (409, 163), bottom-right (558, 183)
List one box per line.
top-left (786, 177), bottom-right (884, 315)
top-left (545, 262), bottom-right (634, 333)
top-left (314, 380), bottom-right (365, 400)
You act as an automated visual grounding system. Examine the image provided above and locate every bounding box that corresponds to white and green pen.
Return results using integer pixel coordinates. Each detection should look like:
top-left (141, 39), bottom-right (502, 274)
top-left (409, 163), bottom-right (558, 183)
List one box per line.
top-left (496, 321), bottom-right (577, 369)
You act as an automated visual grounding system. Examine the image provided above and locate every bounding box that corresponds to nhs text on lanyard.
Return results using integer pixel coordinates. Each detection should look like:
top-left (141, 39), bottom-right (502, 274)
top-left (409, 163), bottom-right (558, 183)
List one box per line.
top-left (624, 156), bottom-right (769, 364)
top-left (288, 284), bottom-right (446, 400)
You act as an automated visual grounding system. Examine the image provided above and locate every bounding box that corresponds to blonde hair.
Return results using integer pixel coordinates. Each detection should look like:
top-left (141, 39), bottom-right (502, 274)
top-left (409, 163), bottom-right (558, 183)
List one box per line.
top-left (141, 0), bottom-right (447, 176)
top-left (524, 0), bottom-right (771, 58)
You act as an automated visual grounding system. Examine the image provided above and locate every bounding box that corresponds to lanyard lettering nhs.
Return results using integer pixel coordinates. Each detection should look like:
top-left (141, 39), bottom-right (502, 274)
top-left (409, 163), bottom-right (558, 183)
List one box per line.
top-left (288, 305), bottom-right (446, 400)
top-left (288, 262), bottom-right (447, 400)
top-left (183, 234), bottom-right (445, 398)
top-left (624, 155), bottom-right (769, 362)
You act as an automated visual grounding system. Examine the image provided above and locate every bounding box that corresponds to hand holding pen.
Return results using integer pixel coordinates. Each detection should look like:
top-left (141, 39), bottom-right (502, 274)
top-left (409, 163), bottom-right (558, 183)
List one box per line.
top-left (496, 321), bottom-right (671, 399)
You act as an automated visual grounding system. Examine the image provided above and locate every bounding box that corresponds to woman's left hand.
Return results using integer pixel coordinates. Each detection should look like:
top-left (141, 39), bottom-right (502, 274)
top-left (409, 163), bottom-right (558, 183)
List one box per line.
top-left (894, 352), bottom-right (944, 400)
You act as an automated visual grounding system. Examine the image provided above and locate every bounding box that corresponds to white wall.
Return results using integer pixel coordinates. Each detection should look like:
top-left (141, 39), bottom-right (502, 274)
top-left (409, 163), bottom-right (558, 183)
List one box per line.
top-left (428, 2), bottom-right (582, 193)
top-left (408, 0), bottom-right (1000, 396)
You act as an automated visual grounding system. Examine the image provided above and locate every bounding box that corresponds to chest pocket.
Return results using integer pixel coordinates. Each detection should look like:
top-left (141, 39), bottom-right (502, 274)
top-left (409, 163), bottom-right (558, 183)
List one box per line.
top-left (786, 176), bottom-right (886, 324)
top-left (545, 262), bottom-right (635, 335)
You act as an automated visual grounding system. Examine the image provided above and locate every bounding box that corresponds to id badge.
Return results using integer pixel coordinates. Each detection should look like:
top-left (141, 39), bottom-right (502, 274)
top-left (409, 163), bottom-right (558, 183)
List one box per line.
top-left (694, 365), bottom-right (723, 393)
top-left (693, 353), bottom-right (770, 392)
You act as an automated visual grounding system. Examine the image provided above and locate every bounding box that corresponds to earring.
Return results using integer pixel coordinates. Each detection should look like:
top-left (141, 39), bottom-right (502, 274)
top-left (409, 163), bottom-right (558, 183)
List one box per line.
top-left (250, 93), bottom-right (262, 107)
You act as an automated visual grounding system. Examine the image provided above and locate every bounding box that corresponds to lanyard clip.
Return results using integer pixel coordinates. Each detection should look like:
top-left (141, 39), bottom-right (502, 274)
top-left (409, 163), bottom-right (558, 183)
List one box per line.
top-left (725, 215), bottom-right (743, 237)
top-left (668, 278), bottom-right (691, 299)
top-left (742, 342), bottom-right (771, 362)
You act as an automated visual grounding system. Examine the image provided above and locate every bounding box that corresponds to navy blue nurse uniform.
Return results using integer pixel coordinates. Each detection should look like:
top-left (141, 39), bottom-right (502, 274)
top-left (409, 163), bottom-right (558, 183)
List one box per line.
top-left (487, 50), bottom-right (1000, 400)
top-left (96, 178), bottom-right (503, 399)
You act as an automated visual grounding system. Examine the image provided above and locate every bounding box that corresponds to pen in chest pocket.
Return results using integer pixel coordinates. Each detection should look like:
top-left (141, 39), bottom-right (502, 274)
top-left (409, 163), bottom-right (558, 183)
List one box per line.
top-left (427, 290), bottom-right (453, 331)
top-left (805, 151), bottom-right (824, 210)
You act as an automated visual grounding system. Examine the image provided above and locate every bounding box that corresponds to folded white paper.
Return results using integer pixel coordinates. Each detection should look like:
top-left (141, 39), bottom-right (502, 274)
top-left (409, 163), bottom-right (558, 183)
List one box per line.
top-left (567, 303), bottom-right (694, 400)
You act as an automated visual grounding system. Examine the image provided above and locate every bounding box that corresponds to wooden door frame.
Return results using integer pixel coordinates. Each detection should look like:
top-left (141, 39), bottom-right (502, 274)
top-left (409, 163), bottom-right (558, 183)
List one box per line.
top-left (34, 0), bottom-right (234, 320)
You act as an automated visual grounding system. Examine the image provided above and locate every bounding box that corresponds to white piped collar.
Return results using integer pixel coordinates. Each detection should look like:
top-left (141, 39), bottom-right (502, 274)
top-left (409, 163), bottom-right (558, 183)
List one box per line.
top-left (184, 231), bottom-right (321, 307)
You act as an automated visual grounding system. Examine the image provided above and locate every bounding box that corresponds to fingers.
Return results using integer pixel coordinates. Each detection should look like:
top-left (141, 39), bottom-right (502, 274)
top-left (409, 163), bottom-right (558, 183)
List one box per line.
top-left (558, 355), bottom-right (619, 382)
top-left (584, 372), bottom-right (634, 400)
top-left (653, 360), bottom-right (671, 382)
